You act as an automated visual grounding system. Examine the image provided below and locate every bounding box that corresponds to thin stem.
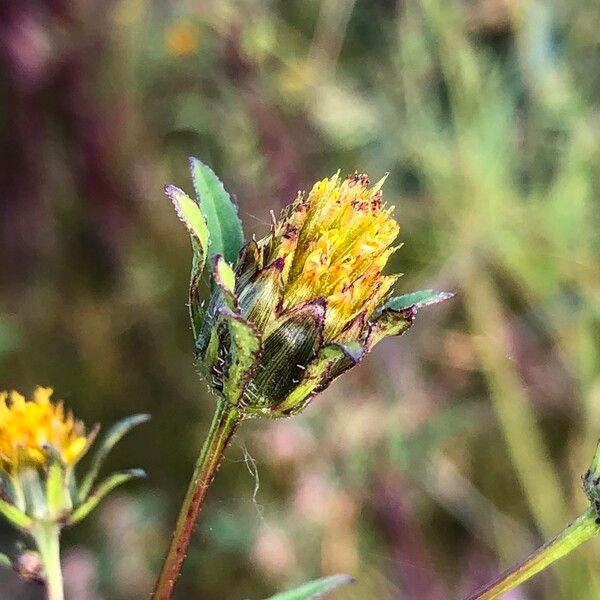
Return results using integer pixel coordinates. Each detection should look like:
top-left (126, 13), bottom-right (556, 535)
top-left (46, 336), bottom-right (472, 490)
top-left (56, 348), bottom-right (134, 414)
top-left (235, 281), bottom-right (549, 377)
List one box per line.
top-left (32, 522), bottom-right (63, 600)
top-left (153, 398), bottom-right (242, 600)
top-left (465, 508), bottom-right (600, 600)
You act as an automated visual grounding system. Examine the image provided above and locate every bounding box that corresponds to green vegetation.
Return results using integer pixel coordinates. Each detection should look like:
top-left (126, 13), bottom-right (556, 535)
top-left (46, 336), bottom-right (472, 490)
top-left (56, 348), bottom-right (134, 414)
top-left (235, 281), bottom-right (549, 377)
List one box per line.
top-left (1, 1), bottom-right (600, 598)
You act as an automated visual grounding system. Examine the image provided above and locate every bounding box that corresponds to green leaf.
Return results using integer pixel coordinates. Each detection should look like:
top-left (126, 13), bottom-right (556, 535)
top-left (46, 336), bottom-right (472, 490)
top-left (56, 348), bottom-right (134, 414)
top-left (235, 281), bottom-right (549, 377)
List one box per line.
top-left (45, 450), bottom-right (68, 517)
top-left (381, 290), bottom-right (454, 312)
top-left (78, 414), bottom-right (150, 503)
top-left (0, 497), bottom-right (32, 530)
top-left (212, 255), bottom-right (239, 310)
top-left (165, 184), bottom-right (210, 339)
top-left (274, 342), bottom-right (360, 415)
top-left (189, 157), bottom-right (245, 266)
top-left (265, 574), bottom-right (355, 600)
top-left (218, 308), bottom-right (262, 405)
top-left (70, 469), bottom-right (146, 526)
top-left (165, 184), bottom-right (209, 254)
top-left (366, 309), bottom-right (415, 350)
top-left (0, 553), bottom-right (11, 569)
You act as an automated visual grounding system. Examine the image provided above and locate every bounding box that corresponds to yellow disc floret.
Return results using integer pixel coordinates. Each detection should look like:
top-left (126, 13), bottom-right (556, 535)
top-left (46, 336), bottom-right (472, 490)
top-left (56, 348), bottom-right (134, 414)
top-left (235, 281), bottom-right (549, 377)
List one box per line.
top-left (0, 387), bottom-right (88, 472)
top-left (269, 171), bottom-right (400, 339)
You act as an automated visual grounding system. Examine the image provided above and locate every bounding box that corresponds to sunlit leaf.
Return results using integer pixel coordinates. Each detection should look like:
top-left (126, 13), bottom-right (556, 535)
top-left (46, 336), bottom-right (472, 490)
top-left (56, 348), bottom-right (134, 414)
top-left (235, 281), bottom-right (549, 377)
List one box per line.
top-left (189, 157), bottom-right (244, 266)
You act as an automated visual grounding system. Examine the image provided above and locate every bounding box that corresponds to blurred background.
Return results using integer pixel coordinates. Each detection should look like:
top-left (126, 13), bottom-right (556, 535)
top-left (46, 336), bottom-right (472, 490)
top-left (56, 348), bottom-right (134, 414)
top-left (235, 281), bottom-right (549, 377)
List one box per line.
top-left (1, 0), bottom-right (600, 598)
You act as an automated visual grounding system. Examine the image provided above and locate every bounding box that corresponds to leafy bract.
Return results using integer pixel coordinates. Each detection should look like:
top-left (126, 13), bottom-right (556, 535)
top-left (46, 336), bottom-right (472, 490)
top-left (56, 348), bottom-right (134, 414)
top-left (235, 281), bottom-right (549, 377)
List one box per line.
top-left (189, 157), bottom-right (244, 266)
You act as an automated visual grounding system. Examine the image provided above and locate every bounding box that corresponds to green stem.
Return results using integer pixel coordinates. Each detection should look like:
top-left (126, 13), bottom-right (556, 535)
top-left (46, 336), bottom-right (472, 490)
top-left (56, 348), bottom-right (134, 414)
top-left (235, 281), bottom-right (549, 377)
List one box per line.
top-left (153, 398), bottom-right (242, 600)
top-left (32, 522), bottom-right (63, 600)
top-left (465, 508), bottom-right (600, 600)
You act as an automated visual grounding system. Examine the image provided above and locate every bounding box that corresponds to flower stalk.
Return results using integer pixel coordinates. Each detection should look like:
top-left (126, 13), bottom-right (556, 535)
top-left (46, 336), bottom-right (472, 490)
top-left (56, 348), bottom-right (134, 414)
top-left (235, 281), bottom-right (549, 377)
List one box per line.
top-left (157, 158), bottom-right (453, 597)
top-left (465, 508), bottom-right (599, 600)
top-left (466, 440), bottom-right (600, 599)
top-left (153, 399), bottom-right (242, 600)
top-left (32, 522), bottom-right (63, 600)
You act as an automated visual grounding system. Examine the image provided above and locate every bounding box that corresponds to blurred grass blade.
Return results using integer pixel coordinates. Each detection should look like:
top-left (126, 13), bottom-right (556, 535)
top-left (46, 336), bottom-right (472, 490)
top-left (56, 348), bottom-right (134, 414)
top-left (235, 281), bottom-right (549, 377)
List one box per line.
top-left (189, 157), bottom-right (245, 266)
top-left (0, 498), bottom-right (32, 530)
top-left (70, 469), bottom-right (146, 526)
top-left (78, 414), bottom-right (150, 502)
top-left (265, 574), bottom-right (355, 599)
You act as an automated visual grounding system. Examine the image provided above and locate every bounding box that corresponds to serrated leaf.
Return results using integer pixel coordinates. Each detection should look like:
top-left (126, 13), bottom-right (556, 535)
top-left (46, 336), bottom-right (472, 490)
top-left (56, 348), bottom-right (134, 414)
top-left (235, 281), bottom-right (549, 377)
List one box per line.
top-left (218, 307), bottom-right (262, 405)
top-left (265, 574), bottom-right (355, 600)
top-left (78, 414), bottom-right (150, 503)
top-left (70, 469), bottom-right (146, 526)
top-left (189, 157), bottom-right (245, 266)
top-left (381, 290), bottom-right (454, 312)
top-left (0, 498), bottom-right (32, 530)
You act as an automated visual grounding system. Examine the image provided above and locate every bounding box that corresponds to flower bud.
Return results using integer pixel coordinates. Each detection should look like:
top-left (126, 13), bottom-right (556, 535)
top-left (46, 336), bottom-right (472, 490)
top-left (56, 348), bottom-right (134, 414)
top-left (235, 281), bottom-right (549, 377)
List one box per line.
top-left (0, 388), bottom-right (147, 533)
top-left (167, 161), bottom-right (453, 417)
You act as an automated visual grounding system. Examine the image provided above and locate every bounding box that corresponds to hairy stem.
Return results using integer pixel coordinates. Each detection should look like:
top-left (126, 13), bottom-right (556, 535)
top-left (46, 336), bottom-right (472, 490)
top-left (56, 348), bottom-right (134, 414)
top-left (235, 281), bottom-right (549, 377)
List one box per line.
top-left (153, 399), bottom-right (242, 599)
top-left (33, 522), bottom-right (63, 600)
top-left (465, 508), bottom-right (600, 600)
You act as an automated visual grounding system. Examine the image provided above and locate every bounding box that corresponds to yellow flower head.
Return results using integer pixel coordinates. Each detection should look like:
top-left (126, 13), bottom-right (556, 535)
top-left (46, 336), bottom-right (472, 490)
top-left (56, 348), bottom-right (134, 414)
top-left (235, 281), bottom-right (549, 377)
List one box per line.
top-left (268, 171), bottom-right (400, 339)
top-left (0, 387), bottom-right (88, 472)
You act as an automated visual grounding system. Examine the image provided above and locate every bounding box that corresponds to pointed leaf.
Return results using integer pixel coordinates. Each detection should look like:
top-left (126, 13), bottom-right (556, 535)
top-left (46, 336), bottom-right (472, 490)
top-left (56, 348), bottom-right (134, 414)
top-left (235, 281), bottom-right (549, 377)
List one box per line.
top-left (366, 307), bottom-right (415, 350)
top-left (218, 308), bottom-right (262, 405)
top-left (212, 255), bottom-right (239, 310)
top-left (380, 290), bottom-right (454, 313)
top-left (265, 574), bottom-right (355, 600)
top-left (164, 184), bottom-right (209, 254)
top-left (274, 342), bottom-right (361, 414)
top-left (0, 498), bottom-right (32, 530)
top-left (69, 469), bottom-right (146, 526)
top-left (189, 157), bottom-right (244, 266)
top-left (78, 414), bottom-right (150, 503)
top-left (165, 184), bottom-right (210, 339)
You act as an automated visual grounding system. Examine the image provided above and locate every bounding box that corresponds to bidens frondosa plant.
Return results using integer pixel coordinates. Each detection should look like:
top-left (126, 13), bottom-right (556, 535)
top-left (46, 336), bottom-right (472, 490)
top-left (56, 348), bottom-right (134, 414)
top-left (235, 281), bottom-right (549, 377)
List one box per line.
top-left (169, 164), bottom-right (452, 418)
top-left (153, 159), bottom-right (452, 599)
top-left (0, 387), bottom-right (147, 600)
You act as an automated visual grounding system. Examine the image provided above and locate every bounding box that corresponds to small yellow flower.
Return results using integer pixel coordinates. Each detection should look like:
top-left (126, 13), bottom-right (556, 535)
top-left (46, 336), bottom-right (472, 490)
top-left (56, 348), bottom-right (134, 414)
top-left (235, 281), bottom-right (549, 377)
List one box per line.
top-left (268, 171), bottom-right (400, 339)
top-left (0, 387), bottom-right (88, 472)
top-left (165, 19), bottom-right (200, 57)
